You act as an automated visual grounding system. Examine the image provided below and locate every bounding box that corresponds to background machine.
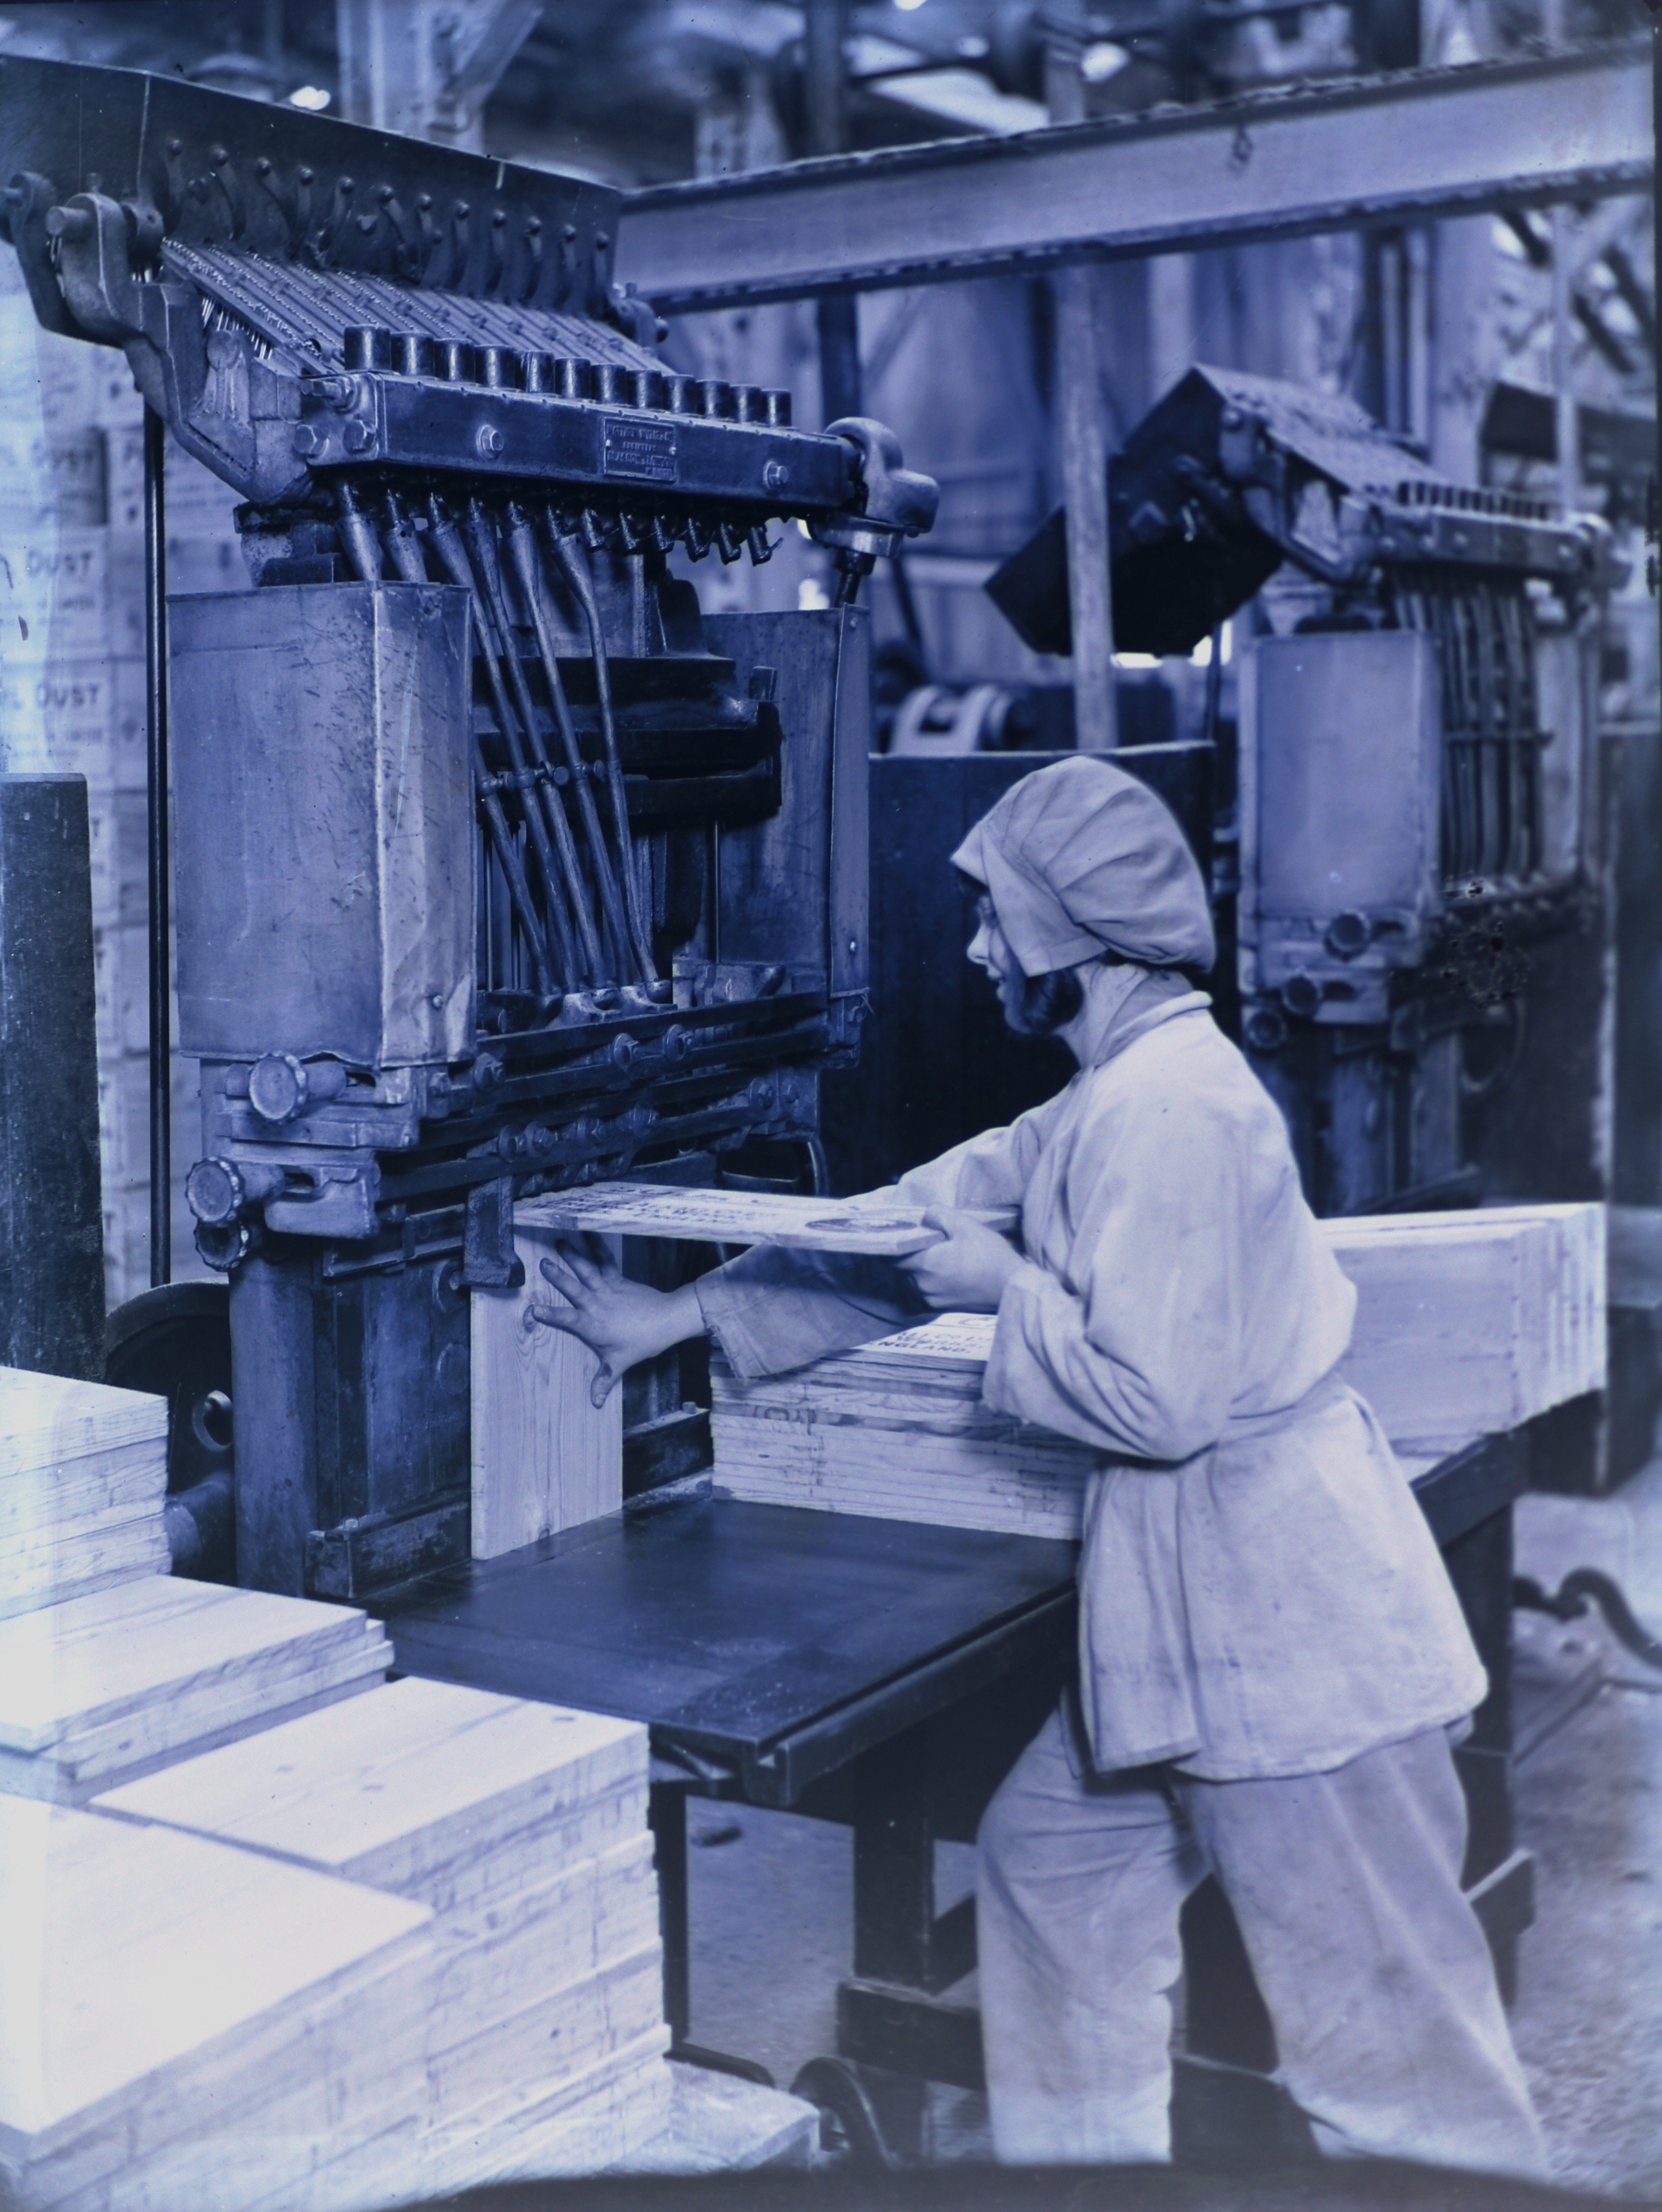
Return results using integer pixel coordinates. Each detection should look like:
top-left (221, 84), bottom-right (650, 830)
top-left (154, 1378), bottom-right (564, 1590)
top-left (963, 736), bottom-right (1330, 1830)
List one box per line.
top-left (0, 55), bottom-right (936, 1600)
top-left (986, 363), bottom-right (1623, 1223)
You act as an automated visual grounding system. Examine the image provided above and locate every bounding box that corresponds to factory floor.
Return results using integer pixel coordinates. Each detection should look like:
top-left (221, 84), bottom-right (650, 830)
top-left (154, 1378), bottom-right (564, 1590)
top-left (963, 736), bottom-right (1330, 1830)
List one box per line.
top-left (683, 1448), bottom-right (1662, 2198)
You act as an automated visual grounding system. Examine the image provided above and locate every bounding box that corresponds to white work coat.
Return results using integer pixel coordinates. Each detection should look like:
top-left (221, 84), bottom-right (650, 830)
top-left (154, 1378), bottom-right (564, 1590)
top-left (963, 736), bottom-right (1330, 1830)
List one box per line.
top-left (698, 978), bottom-right (1486, 1782)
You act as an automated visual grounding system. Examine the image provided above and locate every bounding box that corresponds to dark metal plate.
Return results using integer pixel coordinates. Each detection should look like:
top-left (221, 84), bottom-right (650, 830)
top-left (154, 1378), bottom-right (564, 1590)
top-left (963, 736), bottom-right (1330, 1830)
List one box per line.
top-left (375, 1493), bottom-right (1077, 1805)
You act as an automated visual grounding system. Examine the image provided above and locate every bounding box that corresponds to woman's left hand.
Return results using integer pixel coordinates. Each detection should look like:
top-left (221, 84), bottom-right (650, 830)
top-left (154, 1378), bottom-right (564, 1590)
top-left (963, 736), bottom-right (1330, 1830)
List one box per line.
top-left (899, 1207), bottom-right (1025, 1312)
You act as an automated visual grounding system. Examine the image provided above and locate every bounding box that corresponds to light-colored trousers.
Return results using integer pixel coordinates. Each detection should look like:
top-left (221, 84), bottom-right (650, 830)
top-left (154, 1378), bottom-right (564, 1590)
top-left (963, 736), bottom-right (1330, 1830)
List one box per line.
top-left (976, 1707), bottom-right (1547, 2178)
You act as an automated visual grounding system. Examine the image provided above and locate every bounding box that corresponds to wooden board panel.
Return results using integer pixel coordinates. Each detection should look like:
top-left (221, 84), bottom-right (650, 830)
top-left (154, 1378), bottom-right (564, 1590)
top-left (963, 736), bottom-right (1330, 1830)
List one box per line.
top-left (428, 1941), bottom-right (666, 2115)
top-left (0, 1523), bottom-right (171, 1625)
top-left (97, 1677), bottom-right (647, 1899)
top-left (518, 1184), bottom-right (1018, 1256)
top-left (394, 2031), bottom-right (673, 2204)
top-left (0, 1370), bottom-right (169, 1622)
top-left (0, 1368), bottom-right (168, 1477)
top-left (0, 1579), bottom-right (390, 1804)
top-left (0, 1581), bottom-right (382, 1755)
top-left (472, 1228), bottom-right (623, 1561)
top-left (0, 1797), bottom-right (430, 2184)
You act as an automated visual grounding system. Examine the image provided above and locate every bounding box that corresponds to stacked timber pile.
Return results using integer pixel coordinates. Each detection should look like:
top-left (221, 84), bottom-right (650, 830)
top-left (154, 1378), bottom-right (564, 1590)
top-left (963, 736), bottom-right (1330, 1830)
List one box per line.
top-left (96, 1676), bottom-right (672, 2196)
top-left (710, 1205), bottom-right (1606, 1537)
top-left (1330, 1203), bottom-right (1604, 1456)
top-left (0, 1367), bottom-right (168, 1619)
top-left (0, 1576), bottom-right (392, 1805)
top-left (713, 1309), bottom-right (1088, 1538)
top-left (0, 1794), bottom-right (434, 2212)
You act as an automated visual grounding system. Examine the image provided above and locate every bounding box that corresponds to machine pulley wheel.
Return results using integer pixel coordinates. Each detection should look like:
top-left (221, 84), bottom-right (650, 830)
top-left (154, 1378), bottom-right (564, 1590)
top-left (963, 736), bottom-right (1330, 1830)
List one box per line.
top-left (103, 1281), bottom-right (236, 1582)
top-left (789, 2056), bottom-right (898, 2171)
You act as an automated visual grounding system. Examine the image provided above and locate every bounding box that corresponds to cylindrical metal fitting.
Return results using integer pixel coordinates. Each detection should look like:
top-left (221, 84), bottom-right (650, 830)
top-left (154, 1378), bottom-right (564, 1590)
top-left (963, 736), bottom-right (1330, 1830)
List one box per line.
top-left (342, 325), bottom-right (392, 371)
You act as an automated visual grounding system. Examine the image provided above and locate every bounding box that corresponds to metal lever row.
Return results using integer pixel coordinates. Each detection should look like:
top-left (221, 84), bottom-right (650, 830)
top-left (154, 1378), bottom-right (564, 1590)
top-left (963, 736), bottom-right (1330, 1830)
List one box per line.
top-left (335, 480), bottom-right (669, 1006)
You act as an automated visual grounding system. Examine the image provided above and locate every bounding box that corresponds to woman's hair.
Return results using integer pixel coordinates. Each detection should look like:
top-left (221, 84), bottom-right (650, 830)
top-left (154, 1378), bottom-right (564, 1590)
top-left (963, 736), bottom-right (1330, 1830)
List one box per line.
top-left (959, 868), bottom-right (1127, 1038)
top-left (1014, 951), bottom-right (1125, 1036)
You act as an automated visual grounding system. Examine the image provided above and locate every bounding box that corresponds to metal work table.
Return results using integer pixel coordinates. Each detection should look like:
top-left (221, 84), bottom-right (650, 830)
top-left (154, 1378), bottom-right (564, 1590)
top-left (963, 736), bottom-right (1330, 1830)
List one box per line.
top-left (375, 1426), bottom-right (1533, 2164)
top-left (377, 1490), bottom-right (1077, 1805)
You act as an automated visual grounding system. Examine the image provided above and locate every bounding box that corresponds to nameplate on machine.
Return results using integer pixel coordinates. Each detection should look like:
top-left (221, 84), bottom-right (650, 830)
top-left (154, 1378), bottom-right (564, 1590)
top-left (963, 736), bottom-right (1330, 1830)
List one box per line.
top-left (601, 416), bottom-right (680, 484)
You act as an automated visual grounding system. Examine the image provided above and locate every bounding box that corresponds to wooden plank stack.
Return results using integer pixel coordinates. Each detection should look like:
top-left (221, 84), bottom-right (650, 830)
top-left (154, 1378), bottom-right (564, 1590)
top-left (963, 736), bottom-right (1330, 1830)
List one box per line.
top-left (1326, 1203), bottom-right (1605, 1455)
top-left (0, 1793), bottom-right (435, 2212)
top-left (96, 1676), bottom-right (672, 2194)
top-left (710, 1204), bottom-right (1606, 1537)
top-left (711, 1311), bottom-right (1090, 1539)
top-left (0, 1367), bottom-right (168, 1621)
top-left (0, 1577), bottom-right (392, 1805)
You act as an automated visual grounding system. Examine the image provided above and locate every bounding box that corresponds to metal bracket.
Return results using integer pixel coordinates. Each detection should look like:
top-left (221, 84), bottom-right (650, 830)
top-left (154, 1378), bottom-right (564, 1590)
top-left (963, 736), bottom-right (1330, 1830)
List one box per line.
top-left (462, 1174), bottom-right (525, 1288)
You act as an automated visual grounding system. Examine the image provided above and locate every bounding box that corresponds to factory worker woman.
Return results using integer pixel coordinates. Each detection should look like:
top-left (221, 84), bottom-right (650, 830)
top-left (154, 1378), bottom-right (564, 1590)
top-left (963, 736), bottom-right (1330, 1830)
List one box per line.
top-left (532, 756), bottom-right (1545, 2179)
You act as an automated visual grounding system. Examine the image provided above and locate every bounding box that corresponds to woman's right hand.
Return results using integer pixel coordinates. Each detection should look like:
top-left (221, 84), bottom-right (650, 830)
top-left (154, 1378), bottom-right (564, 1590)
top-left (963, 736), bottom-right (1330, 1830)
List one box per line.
top-left (529, 1235), bottom-right (705, 1407)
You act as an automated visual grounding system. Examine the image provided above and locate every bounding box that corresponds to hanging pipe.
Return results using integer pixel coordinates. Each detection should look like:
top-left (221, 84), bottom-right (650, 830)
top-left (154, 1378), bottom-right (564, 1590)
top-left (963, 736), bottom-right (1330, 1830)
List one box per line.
top-left (462, 498), bottom-right (613, 985)
top-left (381, 489), bottom-right (428, 585)
top-left (377, 489), bottom-right (559, 999)
top-left (425, 496), bottom-right (587, 987)
top-left (334, 479), bottom-right (384, 583)
top-left (544, 514), bottom-right (664, 994)
top-left (503, 501), bottom-right (634, 982)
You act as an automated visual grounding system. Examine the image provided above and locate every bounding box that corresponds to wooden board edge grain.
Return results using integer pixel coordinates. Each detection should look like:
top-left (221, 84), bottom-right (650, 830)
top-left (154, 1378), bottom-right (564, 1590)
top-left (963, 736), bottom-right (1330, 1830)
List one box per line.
top-left (471, 1228), bottom-right (622, 1562)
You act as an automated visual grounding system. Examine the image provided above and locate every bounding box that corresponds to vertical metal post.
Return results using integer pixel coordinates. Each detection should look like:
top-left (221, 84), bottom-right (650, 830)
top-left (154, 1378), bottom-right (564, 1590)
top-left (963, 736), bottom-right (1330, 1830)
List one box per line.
top-left (805, 0), bottom-right (862, 424)
top-left (143, 407), bottom-right (171, 1286)
top-left (647, 1783), bottom-right (692, 2044)
top-left (1551, 206), bottom-right (1579, 516)
top-left (1047, 23), bottom-right (1118, 751)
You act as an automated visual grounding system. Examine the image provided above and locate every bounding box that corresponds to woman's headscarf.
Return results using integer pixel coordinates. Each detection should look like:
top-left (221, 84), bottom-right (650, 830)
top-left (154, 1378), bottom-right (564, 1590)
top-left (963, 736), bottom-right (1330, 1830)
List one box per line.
top-left (952, 756), bottom-right (1215, 977)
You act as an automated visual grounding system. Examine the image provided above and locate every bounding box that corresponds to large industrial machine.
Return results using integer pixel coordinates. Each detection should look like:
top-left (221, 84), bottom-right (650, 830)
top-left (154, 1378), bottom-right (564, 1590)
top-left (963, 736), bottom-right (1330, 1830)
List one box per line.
top-left (989, 363), bottom-right (1624, 1221)
top-left (0, 56), bottom-right (937, 1599)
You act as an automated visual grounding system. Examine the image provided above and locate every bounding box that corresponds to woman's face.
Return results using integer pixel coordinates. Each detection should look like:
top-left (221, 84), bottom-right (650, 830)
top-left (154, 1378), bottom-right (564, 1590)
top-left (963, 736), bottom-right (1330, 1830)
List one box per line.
top-left (967, 895), bottom-right (1026, 1031)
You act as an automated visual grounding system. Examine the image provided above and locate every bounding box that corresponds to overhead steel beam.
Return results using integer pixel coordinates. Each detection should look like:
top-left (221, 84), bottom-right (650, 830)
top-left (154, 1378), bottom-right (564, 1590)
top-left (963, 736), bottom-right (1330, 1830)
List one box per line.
top-left (616, 43), bottom-right (1652, 311)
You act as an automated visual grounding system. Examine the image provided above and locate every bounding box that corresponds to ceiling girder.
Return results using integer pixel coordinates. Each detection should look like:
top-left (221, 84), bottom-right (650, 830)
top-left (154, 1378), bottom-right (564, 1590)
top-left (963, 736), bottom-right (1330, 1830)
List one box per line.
top-left (615, 43), bottom-right (1653, 311)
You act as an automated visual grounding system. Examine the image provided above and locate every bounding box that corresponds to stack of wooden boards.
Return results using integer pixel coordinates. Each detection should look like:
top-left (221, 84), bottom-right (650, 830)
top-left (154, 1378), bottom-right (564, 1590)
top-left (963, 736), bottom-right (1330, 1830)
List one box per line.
top-left (0, 1575), bottom-right (394, 1805)
top-left (1, 1366), bottom-right (169, 1619)
top-left (0, 1791), bottom-right (434, 2212)
top-left (95, 1678), bottom-right (672, 2199)
top-left (0, 1363), bottom-right (675, 2202)
top-left (710, 1205), bottom-right (1607, 1539)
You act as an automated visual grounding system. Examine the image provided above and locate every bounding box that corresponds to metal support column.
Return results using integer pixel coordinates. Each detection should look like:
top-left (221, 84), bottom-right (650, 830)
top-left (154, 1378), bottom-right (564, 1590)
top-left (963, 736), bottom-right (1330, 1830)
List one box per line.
top-left (805, 0), bottom-right (861, 425)
top-left (1551, 206), bottom-right (1580, 514)
top-left (0, 775), bottom-right (105, 1380)
top-left (1047, 21), bottom-right (1118, 751)
top-left (143, 407), bottom-right (170, 1288)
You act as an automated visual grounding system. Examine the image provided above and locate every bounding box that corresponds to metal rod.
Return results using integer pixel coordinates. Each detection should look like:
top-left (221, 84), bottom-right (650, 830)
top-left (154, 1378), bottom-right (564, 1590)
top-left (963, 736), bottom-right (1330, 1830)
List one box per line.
top-left (142, 408), bottom-right (171, 1286)
top-left (1202, 625), bottom-right (1224, 747)
top-left (1053, 268), bottom-right (1118, 751)
top-left (1551, 204), bottom-right (1580, 516)
top-left (887, 550), bottom-right (927, 669)
top-left (380, 491), bottom-right (561, 998)
top-left (464, 499), bottom-right (610, 984)
top-left (504, 504), bottom-right (634, 978)
top-left (426, 497), bottom-right (583, 987)
top-left (1047, 23), bottom-right (1118, 754)
top-left (816, 295), bottom-right (861, 424)
top-left (546, 517), bottom-right (664, 993)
